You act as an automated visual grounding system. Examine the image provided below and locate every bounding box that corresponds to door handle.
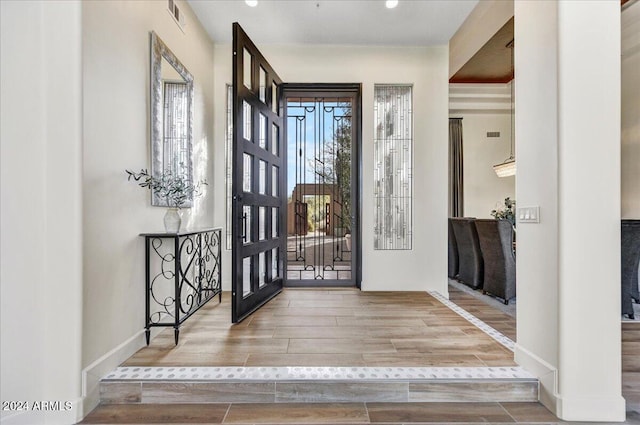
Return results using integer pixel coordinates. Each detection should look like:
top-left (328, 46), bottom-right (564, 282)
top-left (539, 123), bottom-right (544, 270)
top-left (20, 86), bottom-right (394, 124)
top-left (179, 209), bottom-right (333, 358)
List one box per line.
top-left (240, 213), bottom-right (247, 241)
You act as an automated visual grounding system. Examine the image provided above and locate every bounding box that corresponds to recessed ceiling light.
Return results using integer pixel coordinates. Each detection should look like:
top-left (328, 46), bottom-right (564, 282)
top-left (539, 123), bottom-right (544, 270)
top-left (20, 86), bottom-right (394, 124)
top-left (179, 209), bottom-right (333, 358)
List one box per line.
top-left (385, 0), bottom-right (398, 9)
top-left (245, 0), bottom-right (258, 7)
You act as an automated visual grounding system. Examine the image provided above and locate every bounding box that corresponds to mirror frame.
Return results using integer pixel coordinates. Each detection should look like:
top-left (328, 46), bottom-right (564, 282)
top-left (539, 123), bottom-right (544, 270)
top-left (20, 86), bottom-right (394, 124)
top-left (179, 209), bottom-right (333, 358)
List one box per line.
top-left (150, 31), bottom-right (194, 207)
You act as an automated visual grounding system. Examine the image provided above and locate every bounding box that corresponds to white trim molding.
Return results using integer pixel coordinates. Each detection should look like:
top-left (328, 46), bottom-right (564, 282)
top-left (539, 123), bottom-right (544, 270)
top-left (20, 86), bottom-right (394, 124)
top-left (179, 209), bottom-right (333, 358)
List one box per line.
top-left (514, 343), bottom-right (558, 414)
top-left (556, 394), bottom-right (627, 422)
top-left (81, 329), bottom-right (155, 418)
top-left (449, 83), bottom-right (513, 115)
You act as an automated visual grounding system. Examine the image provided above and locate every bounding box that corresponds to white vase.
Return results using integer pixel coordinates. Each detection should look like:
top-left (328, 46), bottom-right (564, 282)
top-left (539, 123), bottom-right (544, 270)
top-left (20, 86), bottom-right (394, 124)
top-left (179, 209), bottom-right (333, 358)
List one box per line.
top-left (164, 208), bottom-right (182, 233)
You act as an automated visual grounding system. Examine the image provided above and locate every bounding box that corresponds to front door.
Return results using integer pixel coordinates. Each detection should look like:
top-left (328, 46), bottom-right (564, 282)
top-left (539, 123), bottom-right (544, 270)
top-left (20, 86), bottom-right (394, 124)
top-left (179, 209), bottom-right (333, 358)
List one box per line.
top-left (232, 23), bottom-right (285, 322)
top-left (284, 85), bottom-right (361, 287)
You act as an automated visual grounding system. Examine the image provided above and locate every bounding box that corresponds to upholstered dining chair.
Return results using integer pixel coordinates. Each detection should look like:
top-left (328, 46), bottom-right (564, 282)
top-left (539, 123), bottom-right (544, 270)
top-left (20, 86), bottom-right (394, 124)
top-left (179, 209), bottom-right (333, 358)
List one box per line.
top-left (475, 219), bottom-right (516, 305)
top-left (450, 217), bottom-right (483, 289)
top-left (448, 218), bottom-right (459, 279)
top-left (622, 219), bottom-right (640, 320)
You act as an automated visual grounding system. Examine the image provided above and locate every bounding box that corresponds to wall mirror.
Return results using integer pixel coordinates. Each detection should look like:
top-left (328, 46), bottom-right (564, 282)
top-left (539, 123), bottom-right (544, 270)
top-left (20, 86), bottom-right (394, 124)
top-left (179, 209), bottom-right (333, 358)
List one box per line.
top-left (150, 31), bottom-right (194, 206)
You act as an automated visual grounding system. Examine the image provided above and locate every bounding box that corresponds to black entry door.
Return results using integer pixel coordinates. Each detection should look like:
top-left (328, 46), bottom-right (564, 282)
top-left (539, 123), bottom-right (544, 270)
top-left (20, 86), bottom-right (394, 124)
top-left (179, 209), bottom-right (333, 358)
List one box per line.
top-left (232, 23), bottom-right (285, 323)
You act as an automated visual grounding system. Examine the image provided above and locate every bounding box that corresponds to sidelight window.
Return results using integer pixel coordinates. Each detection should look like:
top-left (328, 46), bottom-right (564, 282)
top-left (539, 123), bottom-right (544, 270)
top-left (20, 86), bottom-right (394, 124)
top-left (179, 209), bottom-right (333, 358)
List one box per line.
top-left (373, 85), bottom-right (413, 250)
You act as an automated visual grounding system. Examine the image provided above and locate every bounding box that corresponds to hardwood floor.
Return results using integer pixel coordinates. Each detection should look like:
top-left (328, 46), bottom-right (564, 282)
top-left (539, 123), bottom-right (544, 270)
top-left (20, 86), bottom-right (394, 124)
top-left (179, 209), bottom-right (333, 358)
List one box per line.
top-left (123, 289), bottom-right (516, 368)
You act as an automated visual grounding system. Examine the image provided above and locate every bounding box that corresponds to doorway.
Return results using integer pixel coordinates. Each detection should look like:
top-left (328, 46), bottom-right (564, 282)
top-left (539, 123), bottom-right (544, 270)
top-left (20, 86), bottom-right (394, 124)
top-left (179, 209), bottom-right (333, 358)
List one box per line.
top-left (231, 25), bottom-right (361, 324)
top-left (283, 85), bottom-right (361, 287)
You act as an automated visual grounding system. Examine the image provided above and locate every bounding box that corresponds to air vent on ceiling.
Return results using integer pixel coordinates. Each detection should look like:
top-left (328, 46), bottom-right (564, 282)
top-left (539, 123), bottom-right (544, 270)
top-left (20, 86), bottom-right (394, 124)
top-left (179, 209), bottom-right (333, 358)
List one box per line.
top-left (168, 0), bottom-right (185, 32)
top-left (487, 131), bottom-right (501, 138)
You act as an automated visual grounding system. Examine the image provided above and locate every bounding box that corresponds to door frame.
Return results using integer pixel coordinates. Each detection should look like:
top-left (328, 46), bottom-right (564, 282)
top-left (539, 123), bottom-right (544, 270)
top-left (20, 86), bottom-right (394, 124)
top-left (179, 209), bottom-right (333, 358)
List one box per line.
top-left (282, 83), bottom-right (362, 289)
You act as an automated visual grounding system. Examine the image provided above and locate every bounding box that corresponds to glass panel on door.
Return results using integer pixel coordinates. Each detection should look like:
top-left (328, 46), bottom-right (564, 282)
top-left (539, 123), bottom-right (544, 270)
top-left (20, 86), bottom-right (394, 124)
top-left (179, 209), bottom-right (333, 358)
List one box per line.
top-left (232, 23), bottom-right (285, 323)
top-left (285, 94), bottom-right (355, 284)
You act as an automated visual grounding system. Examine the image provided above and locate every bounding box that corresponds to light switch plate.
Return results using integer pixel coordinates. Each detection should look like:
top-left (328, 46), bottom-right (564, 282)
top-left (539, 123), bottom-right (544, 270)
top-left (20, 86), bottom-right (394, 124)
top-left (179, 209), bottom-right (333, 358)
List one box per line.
top-left (517, 206), bottom-right (540, 223)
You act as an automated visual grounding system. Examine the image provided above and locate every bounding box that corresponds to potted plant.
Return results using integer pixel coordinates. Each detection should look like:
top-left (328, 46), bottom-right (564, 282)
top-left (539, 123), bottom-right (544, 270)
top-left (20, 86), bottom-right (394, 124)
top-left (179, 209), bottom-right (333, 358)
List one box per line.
top-left (491, 197), bottom-right (516, 227)
top-left (126, 168), bottom-right (207, 233)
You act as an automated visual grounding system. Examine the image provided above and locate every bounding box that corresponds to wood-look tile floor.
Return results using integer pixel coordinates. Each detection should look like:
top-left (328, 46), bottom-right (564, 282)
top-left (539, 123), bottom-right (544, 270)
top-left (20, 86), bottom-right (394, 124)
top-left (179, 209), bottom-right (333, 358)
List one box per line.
top-left (448, 285), bottom-right (517, 341)
top-left (83, 399), bottom-right (640, 424)
top-left (123, 288), bottom-right (516, 367)
top-left (84, 286), bottom-right (640, 424)
top-left (82, 401), bottom-right (562, 424)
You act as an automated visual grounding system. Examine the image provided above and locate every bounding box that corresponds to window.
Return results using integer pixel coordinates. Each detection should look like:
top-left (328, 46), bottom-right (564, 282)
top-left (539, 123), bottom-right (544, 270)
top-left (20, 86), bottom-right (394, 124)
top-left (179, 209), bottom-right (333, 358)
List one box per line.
top-left (373, 85), bottom-right (413, 250)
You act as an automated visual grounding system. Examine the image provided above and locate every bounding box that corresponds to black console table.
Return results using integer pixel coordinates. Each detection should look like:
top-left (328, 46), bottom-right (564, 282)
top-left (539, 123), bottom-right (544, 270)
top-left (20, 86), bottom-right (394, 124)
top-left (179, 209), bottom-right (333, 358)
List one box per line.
top-left (140, 227), bottom-right (222, 345)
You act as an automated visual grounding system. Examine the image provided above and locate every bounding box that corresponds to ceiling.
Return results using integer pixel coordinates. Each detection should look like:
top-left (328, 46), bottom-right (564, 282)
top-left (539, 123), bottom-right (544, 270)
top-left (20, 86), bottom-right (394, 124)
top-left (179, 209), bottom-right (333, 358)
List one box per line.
top-left (187, 0), bottom-right (479, 46)
top-left (450, 17), bottom-right (514, 84)
top-left (450, 1), bottom-right (629, 83)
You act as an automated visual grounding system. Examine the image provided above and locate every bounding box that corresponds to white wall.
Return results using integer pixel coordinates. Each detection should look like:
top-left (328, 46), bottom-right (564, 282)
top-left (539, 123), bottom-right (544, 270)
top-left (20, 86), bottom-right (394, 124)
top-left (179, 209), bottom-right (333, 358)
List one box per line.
top-left (513, 0), bottom-right (560, 411)
top-left (622, 1), bottom-right (640, 219)
top-left (213, 43), bottom-right (449, 293)
top-left (1, 1), bottom-right (83, 424)
top-left (449, 83), bottom-right (515, 218)
top-left (81, 0), bottom-right (215, 414)
top-left (453, 111), bottom-right (514, 218)
top-left (555, 1), bottom-right (622, 418)
top-left (515, 0), bottom-right (624, 421)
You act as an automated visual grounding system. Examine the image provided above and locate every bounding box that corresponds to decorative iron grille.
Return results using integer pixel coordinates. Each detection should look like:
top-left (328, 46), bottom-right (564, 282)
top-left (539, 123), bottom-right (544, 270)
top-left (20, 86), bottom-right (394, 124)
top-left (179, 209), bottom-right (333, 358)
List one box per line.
top-left (286, 97), bottom-right (353, 281)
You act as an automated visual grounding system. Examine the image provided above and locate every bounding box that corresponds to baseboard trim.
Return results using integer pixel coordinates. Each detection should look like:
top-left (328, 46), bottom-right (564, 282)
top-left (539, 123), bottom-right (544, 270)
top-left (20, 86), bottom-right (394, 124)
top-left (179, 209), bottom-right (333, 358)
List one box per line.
top-left (556, 394), bottom-right (626, 422)
top-left (440, 280), bottom-right (450, 300)
top-left (514, 343), bottom-right (558, 412)
top-left (440, 278), bottom-right (450, 299)
top-left (502, 339), bottom-right (625, 422)
top-left (81, 328), bottom-right (157, 419)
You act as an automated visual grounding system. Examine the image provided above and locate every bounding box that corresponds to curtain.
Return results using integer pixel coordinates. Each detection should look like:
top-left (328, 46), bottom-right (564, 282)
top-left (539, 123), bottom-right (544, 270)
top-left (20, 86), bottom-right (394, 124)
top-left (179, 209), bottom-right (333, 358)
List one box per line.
top-left (449, 118), bottom-right (464, 217)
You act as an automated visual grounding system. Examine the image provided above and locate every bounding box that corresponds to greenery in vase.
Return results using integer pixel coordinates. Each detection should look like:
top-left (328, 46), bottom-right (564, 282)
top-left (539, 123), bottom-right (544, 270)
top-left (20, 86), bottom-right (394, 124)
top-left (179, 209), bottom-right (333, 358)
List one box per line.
top-left (125, 169), bottom-right (207, 208)
top-left (491, 197), bottom-right (516, 225)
